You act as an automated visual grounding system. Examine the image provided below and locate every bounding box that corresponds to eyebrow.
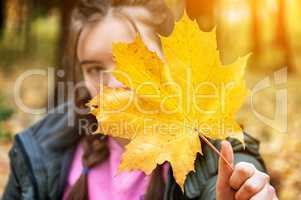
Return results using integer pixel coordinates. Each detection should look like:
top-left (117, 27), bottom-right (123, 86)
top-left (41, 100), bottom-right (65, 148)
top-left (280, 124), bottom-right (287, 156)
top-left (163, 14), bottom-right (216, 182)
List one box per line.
top-left (79, 60), bottom-right (104, 66)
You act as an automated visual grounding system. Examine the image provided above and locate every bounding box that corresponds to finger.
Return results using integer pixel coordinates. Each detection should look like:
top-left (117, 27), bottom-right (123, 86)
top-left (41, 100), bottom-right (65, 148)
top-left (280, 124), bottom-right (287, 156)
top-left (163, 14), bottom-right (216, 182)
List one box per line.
top-left (234, 171), bottom-right (270, 200)
top-left (273, 195), bottom-right (279, 200)
top-left (272, 191), bottom-right (279, 200)
top-left (216, 141), bottom-right (234, 199)
top-left (230, 162), bottom-right (256, 190)
top-left (217, 141), bottom-right (234, 184)
top-left (249, 184), bottom-right (275, 200)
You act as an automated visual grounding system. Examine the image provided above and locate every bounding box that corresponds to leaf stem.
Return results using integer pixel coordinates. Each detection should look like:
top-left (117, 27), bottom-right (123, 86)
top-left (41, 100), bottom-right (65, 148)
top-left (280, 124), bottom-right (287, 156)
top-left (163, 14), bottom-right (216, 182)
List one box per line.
top-left (195, 129), bottom-right (233, 171)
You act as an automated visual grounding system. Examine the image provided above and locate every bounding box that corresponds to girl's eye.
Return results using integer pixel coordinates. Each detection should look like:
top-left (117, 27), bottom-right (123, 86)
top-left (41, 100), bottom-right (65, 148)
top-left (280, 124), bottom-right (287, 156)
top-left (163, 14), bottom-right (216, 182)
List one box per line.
top-left (87, 65), bottom-right (105, 76)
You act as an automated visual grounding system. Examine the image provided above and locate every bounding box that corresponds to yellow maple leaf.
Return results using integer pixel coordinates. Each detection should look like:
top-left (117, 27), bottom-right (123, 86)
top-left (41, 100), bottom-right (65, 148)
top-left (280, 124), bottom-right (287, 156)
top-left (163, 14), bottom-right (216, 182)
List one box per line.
top-left (88, 14), bottom-right (249, 189)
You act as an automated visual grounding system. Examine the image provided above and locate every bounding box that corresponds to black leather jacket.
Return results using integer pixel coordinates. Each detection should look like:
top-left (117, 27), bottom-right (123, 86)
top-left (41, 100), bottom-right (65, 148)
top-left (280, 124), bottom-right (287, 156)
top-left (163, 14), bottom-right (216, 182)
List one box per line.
top-left (1, 103), bottom-right (266, 200)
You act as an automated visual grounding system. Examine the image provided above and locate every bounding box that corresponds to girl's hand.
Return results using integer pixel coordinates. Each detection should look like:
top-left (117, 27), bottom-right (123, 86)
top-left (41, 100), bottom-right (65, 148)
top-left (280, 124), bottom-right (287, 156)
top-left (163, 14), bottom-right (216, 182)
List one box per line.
top-left (216, 141), bottom-right (278, 200)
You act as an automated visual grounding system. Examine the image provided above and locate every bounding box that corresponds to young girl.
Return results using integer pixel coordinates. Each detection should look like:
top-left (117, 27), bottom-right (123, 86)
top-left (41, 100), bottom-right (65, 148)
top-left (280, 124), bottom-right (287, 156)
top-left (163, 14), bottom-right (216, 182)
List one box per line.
top-left (3, 0), bottom-right (278, 200)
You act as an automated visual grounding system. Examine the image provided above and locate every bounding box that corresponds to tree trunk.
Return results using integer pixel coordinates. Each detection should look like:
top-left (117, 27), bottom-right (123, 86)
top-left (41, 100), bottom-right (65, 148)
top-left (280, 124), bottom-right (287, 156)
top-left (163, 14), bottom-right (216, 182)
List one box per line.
top-left (0, 0), bottom-right (5, 38)
top-left (57, 0), bottom-right (75, 64)
top-left (51, 0), bottom-right (76, 108)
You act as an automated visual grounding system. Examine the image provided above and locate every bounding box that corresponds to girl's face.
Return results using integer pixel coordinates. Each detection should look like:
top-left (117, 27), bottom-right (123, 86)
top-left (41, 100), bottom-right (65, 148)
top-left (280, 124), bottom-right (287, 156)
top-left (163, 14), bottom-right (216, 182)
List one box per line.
top-left (77, 11), bottom-right (162, 97)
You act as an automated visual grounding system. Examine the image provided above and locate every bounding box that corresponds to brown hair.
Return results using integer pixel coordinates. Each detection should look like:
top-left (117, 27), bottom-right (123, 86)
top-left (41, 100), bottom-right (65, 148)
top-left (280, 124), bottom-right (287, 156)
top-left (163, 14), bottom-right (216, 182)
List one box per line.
top-left (63, 0), bottom-right (174, 200)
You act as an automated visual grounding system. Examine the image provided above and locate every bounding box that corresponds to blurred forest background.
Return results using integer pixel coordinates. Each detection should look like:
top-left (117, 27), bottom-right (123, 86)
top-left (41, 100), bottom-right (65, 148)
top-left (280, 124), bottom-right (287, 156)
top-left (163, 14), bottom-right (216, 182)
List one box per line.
top-left (0, 0), bottom-right (301, 199)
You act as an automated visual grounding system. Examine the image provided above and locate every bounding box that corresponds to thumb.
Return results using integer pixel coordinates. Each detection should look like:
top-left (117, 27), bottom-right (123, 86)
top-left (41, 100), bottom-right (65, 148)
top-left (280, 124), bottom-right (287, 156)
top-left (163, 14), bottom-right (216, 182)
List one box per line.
top-left (216, 141), bottom-right (234, 200)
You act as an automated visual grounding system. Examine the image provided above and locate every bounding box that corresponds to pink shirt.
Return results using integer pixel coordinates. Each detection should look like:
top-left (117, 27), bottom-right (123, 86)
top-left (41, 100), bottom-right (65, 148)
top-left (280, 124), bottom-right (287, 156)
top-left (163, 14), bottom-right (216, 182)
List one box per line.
top-left (63, 137), bottom-right (168, 200)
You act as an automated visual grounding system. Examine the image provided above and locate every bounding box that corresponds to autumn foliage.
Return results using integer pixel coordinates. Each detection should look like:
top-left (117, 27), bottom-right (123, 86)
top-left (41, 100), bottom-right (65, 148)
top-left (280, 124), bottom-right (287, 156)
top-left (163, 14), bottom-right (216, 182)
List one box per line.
top-left (88, 15), bottom-right (249, 189)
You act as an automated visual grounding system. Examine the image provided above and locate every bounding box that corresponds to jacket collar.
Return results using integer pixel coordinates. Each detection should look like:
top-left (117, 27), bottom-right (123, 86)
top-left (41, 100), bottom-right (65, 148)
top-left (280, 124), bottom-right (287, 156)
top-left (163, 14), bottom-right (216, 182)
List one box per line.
top-left (16, 102), bottom-right (82, 200)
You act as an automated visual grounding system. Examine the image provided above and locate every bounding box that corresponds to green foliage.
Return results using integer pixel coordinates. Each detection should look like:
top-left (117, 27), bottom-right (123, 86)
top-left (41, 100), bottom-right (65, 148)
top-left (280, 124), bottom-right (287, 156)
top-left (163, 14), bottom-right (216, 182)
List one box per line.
top-left (0, 96), bottom-right (12, 122)
top-left (0, 14), bottom-right (59, 73)
top-left (0, 106), bottom-right (13, 122)
top-left (0, 95), bottom-right (13, 141)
